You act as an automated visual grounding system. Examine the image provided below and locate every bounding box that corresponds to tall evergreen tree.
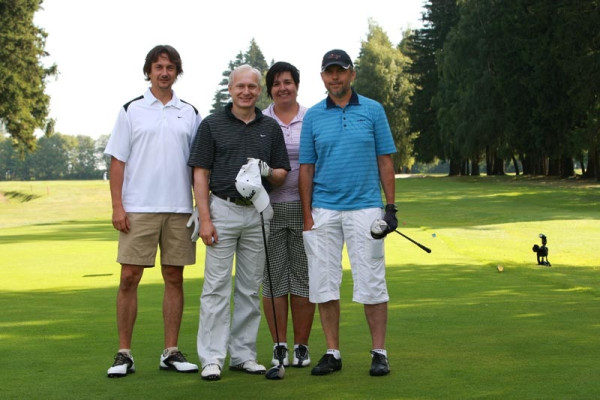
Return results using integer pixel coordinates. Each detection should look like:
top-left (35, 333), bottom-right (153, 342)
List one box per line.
top-left (355, 21), bottom-right (415, 172)
top-left (0, 0), bottom-right (57, 151)
top-left (404, 0), bottom-right (460, 173)
top-left (210, 39), bottom-right (270, 113)
top-left (435, 0), bottom-right (511, 176)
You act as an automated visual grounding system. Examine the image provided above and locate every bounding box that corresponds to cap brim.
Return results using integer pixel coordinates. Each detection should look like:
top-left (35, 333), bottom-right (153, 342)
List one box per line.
top-left (251, 187), bottom-right (270, 213)
top-left (321, 62), bottom-right (351, 72)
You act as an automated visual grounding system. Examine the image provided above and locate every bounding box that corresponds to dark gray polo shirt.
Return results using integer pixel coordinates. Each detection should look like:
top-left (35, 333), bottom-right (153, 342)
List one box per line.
top-left (188, 103), bottom-right (290, 198)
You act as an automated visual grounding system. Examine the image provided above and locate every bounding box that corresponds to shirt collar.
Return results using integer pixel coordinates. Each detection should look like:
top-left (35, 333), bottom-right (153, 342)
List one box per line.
top-left (264, 103), bottom-right (306, 125)
top-left (143, 88), bottom-right (183, 109)
top-left (225, 102), bottom-right (264, 123)
top-left (325, 89), bottom-right (359, 109)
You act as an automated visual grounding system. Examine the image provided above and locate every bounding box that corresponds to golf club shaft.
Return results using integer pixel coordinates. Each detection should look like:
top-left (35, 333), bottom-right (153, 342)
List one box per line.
top-left (394, 230), bottom-right (432, 253)
top-left (260, 212), bottom-right (284, 365)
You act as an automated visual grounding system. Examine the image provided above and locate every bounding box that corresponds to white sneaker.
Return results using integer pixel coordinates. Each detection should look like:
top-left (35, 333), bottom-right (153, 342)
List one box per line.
top-left (201, 363), bottom-right (221, 381)
top-left (229, 360), bottom-right (266, 374)
top-left (271, 345), bottom-right (289, 366)
top-left (107, 352), bottom-right (135, 378)
top-left (293, 344), bottom-right (311, 367)
top-left (159, 350), bottom-right (199, 373)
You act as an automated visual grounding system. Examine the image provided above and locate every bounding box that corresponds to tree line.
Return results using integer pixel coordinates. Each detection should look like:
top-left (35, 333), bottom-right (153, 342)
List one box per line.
top-left (1, 0), bottom-right (598, 180)
top-left (405, 0), bottom-right (599, 179)
top-left (0, 133), bottom-right (109, 181)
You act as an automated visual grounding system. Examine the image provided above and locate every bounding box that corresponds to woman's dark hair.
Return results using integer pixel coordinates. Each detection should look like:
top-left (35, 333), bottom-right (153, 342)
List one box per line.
top-left (265, 61), bottom-right (300, 99)
top-left (143, 45), bottom-right (183, 81)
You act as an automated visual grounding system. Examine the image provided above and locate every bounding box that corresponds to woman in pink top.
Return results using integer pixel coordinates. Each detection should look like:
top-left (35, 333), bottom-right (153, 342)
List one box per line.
top-left (262, 62), bottom-right (315, 368)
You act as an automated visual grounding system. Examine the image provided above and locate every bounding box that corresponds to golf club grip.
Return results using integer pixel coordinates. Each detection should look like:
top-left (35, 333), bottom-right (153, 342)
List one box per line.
top-left (395, 230), bottom-right (432, 253)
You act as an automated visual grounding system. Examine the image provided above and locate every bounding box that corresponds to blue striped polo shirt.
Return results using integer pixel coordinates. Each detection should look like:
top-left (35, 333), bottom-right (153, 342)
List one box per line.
top-left (299, 91), bottom-right (396, 211)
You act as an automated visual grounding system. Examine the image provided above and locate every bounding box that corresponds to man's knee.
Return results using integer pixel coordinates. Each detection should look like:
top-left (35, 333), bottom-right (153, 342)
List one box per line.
top-left (162, 265), bottom-right (184, 287)
top-left (119, 264), bottom-right (144, 291)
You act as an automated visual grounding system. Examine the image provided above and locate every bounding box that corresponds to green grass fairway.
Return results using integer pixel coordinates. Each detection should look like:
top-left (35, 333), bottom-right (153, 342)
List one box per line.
top-left (1, 177), bottom-right (599, 399)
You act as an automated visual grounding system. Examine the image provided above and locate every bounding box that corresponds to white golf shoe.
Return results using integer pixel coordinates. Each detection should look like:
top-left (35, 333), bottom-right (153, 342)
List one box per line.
top-left (229, 360), bottom-right (266, 374)
top-left (201, 363), bottom-right (221, 381)
top-left (159, 350), bottom-right (199, 373)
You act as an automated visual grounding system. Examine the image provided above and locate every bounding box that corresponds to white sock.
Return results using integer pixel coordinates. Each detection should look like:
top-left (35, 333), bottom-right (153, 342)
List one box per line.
top-left (274, 342), bottom-right (288, 349)
top-left (118, 348), bottom-right (131, 356)
top-left (294, 344), bottom-right (308, 350)
top-left (164, 346), bottom-right (178, 356)
top-left (372, 349), bottom-right (387, 357)
top-left (326, 349), bottom-right (341, 359)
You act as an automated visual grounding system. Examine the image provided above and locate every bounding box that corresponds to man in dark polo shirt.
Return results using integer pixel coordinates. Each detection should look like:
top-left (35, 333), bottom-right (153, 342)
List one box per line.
top-left (188, 64), bottom-right (290, 381)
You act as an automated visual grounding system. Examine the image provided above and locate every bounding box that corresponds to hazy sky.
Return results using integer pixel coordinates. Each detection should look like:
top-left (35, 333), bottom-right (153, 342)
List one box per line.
top-left (34, 0), bottom-right (425, 139)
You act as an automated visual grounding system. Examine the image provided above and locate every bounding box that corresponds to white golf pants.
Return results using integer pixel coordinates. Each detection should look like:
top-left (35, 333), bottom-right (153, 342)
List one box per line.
top-left (197, 195), bottom-right (272, 368)
top-left (302, 207), bottom-right (389, 305)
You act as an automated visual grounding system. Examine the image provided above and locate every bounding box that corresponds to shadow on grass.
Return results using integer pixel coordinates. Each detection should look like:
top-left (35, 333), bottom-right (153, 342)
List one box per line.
top-left (0, 220), bottom-right (116, 244)
top-left (1, 264), bottom-right (598, 400)
top-left (2, 190), bottom-right (42, 202)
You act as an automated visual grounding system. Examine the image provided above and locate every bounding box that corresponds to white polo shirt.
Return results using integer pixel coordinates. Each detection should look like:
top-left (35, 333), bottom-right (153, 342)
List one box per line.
top-left (105, 88), bottom-right (202, 213)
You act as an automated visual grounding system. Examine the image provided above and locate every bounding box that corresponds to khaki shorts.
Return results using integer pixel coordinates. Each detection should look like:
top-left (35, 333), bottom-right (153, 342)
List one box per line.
top-left (117, 213), bottom-right (196, 267)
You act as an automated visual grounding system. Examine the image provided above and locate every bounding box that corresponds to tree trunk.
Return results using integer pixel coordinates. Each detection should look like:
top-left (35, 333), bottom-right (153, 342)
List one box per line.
top-left (588, 149), bottom-right (600, 181)
top-left (448, 159), bottom-right (461, 176)
top-left (461, 160), bottom-right (469, 176)
top-left (560, 155), bottom-right (574, 178)
top-left (491, 157), bottom-right (505, 175)
top-left (578, 154), bottom-right (586, 176)
top-left (548, 157), bottom-right (560, 176)
top-left (512, 154), bottom-right (520, 175)
top-left (471, 159), bottom-right (480, 176)
top-left (583, 150), bottom-right (597, 179)
top-left (596, 149), bottom-right (600, 182)
top-left (521, 153), bottom-right (532, 175)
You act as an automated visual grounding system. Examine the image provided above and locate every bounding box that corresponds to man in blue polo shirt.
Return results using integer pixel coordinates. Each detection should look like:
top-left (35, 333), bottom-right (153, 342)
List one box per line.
top-left (299, 49), bottom-right (398, 377)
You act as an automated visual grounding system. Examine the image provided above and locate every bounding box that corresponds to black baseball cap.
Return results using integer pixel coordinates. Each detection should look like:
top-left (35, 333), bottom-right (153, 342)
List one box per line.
top-left (321, 49), bottom-right (353, 72)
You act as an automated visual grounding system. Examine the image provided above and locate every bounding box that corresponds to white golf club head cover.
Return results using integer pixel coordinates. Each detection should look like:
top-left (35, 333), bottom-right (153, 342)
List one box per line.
top-left (370, 218), bottom-right (389, 240)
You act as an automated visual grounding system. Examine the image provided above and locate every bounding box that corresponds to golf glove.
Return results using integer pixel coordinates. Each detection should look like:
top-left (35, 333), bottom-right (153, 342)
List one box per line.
top-left (186, 208), bottom-right (199, 242)
top-left (248, 157), bottom-right (272, 177)
top-left (383, 204), bottom-right (398, 234)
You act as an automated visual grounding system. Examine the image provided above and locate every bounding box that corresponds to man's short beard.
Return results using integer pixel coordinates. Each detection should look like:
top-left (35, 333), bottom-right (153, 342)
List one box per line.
top-left (329, 86), bottom-right (350, 99)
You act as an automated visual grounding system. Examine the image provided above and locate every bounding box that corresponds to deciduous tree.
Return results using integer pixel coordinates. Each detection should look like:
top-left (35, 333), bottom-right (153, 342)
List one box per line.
top-left (0, 0), bottom-right (57, 151)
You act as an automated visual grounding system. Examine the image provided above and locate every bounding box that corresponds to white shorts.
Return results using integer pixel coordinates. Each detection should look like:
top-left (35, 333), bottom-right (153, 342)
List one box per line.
top-left (302, 207), bottom-right (389, 305)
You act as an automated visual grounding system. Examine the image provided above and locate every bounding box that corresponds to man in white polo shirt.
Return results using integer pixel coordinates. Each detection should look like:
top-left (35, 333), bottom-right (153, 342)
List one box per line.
top-left (104, 45), bottom-right (201, 378)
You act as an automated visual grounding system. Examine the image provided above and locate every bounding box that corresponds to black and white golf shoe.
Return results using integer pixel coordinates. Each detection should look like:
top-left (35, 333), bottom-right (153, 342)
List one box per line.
top-left (107, 352), bottom-right (135, 378)
top-left (159, 350), bottom-right (199, 373)
top-left (271, 345), bottom-right (289, 366)
top-left (293, 344), bottom-right (311, 367)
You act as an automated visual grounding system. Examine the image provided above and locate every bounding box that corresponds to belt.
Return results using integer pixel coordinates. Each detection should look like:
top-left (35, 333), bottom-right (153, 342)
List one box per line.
top-left (212, 192), bottom-right (253, 207)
